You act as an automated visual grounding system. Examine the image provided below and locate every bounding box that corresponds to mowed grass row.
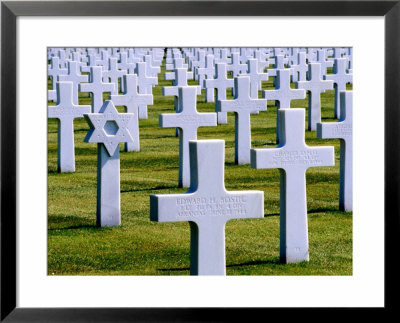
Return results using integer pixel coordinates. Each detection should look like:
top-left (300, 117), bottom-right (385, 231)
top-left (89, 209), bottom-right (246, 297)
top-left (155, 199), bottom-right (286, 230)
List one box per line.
top-left (48, 56), bottom-right (352, 275)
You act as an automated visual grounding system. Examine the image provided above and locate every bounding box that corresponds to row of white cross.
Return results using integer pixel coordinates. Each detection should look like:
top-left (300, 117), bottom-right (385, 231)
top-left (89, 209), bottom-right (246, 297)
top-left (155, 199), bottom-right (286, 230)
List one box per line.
top-left (48, 47), bottom-right (353, 275)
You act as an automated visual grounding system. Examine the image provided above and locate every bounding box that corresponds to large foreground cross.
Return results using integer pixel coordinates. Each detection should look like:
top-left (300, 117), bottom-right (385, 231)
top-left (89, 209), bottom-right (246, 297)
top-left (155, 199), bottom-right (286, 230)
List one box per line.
top-left (150, 140), bottom-right (264, 275)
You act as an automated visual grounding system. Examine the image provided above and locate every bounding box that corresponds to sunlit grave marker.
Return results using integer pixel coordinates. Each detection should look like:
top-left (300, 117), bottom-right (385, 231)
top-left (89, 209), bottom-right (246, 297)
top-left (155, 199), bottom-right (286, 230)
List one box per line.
top-left (296, 63), bottom-right (333, 131)
top-left (251, 108), bottom-right (334, 263)
top-left (48, 82), bottom-right (91, 172)
top-left (217, 76), bottom-right (267, 164)
top-left (159, 87), bottom-right (216, 187)
top-left (197, 54), bottom-right (215, 90)
top-left (79, 66), bottom-right (115, 113)
top-left (58, 60), bottom-right (88, 105)
top-left (103, 57), bottom-right (127, 95)
top-left (204, 63), bottom-right (234, 124)
top-left (135, 62), bottom-right (158, 119)
top-left (317, 91), bottom-right (353, 211)
top-left (110, 74), bottom-right (153, 152)
top-left (48, 56), bottom-right (67, 90)
top-left (84, 100), bottom-right (134, 227)
top-left (325, 58), bottom-right (353, 119)
top-left (150, 139), bottom-right (264, 275)
top-left (262, 69), bottom-right (305, 142)
top-left (247, 59), bottom-right (269, 99)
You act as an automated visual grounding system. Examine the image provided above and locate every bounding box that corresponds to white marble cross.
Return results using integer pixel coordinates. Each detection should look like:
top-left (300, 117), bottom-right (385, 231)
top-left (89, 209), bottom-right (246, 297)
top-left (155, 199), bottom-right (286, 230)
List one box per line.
top-left (58, 61), bottom-right (88, 105)
top-left (163, 68), bottom-right (202, 137)
top-left (84, 100), bottom-right (134, 227)
top-left (110, 74), bottom-right (153, 152)
top-left (144, 55), bottom-right (161, 79)
top-left (217, 76), bottom-right (267, 164)
top-left (196, 55), bottom-right (215, 90)
top-left (227, 52), bottom-right (247, 77)
top-left (263, 69), bottom-right (306, 142)
top-left (296, 63), bottom-right (333, 131)
top-left (134, 62), bottom-right (158, 119)
top-left (204, 63), bottom-right (234, 124)
top-left (290, 52), bottom-right (308, 82)
top-left (48, 57), bottom-right (67, 90)
top-left (165, 67), bottom-right (194, 85)
top-left (251, 108), bottom-right (334, 263)
top-left (118, 51), bottom-right (136, 74)
top-left (159, 87), bottom-right (217, 187)
top-left (247, 59), bottom-right (269, 99)
top-left (80, 54), bottom-right (97, 73)
top-left (79, 66), bottom-right (115, 113)
top-left (254, 49), bottom-right (270, 73)
top-left (150, 139), bottom-right (264, 275)
top-left (316, 49), bottom-right (334, 78)
top-left (135, 62), bottom-right (157, 94)
top-left (214, 48), bottom-right (230, 64)
top-left (48, 82), bottom-right (91, 172)
top-left (325, 58), bottom-right (353, 119)
top-left (317, 91), bottom-right (352, 211)
top-left (103, 57), bottom-right (127, 95)
top-left (165, 57), bottom-right (188, 71)
top-left (191, 50), bottom-right (206, 78)
top-left (96, 50), bottom-right (109, 71)
top-left (267, 55), bottom-right (285, 78)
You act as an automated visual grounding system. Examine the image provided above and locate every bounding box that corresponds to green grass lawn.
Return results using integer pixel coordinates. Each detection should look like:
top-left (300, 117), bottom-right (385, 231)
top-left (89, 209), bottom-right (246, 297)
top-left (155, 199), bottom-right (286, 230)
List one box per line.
top-left (48, 55), bottom-right (352, 276)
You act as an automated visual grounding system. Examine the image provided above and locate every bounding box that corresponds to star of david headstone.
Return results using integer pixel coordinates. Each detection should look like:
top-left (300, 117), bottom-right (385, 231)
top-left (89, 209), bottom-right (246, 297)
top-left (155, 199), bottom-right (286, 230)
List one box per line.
top-left (84, 100), bottom-right (135, 227)
top-left (84, 100), bottom-right (134, 156)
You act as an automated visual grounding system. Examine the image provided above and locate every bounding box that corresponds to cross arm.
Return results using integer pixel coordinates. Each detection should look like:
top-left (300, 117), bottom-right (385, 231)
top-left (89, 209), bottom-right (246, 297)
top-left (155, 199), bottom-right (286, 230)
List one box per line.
top-left (150, 193), bottom-right (200, 223)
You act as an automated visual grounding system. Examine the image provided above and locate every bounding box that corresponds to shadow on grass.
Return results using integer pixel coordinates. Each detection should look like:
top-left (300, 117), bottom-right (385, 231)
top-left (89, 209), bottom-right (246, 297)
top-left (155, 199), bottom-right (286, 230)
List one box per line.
top-left (48, 214), bottom-right (96, 231)
top-left (158, 258), bottom-right (282, 272)
top-left (158, 267), bottom-right (190, 272)
top-left (308, 206), bottom-right (342, 214)
top-left (121, 184), bottom-right (177, 193)
top-left (264, 212), bottom-right (279, 217)
top-left (49, 224), bottom-right (97, 231)
top-left (227, 257), bottom-right (281, 268)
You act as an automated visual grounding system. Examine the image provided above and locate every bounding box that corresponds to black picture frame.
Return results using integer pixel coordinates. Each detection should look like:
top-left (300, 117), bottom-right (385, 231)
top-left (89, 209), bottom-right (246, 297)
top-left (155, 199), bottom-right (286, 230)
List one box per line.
top-left (1, 0), bottom-right (398, 321)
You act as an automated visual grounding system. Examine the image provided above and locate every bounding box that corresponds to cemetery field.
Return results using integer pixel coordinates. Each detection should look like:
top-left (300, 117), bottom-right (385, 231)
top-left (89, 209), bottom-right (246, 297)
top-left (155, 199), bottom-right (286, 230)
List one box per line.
top-left (48, 64), bottom-right (352, 276)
